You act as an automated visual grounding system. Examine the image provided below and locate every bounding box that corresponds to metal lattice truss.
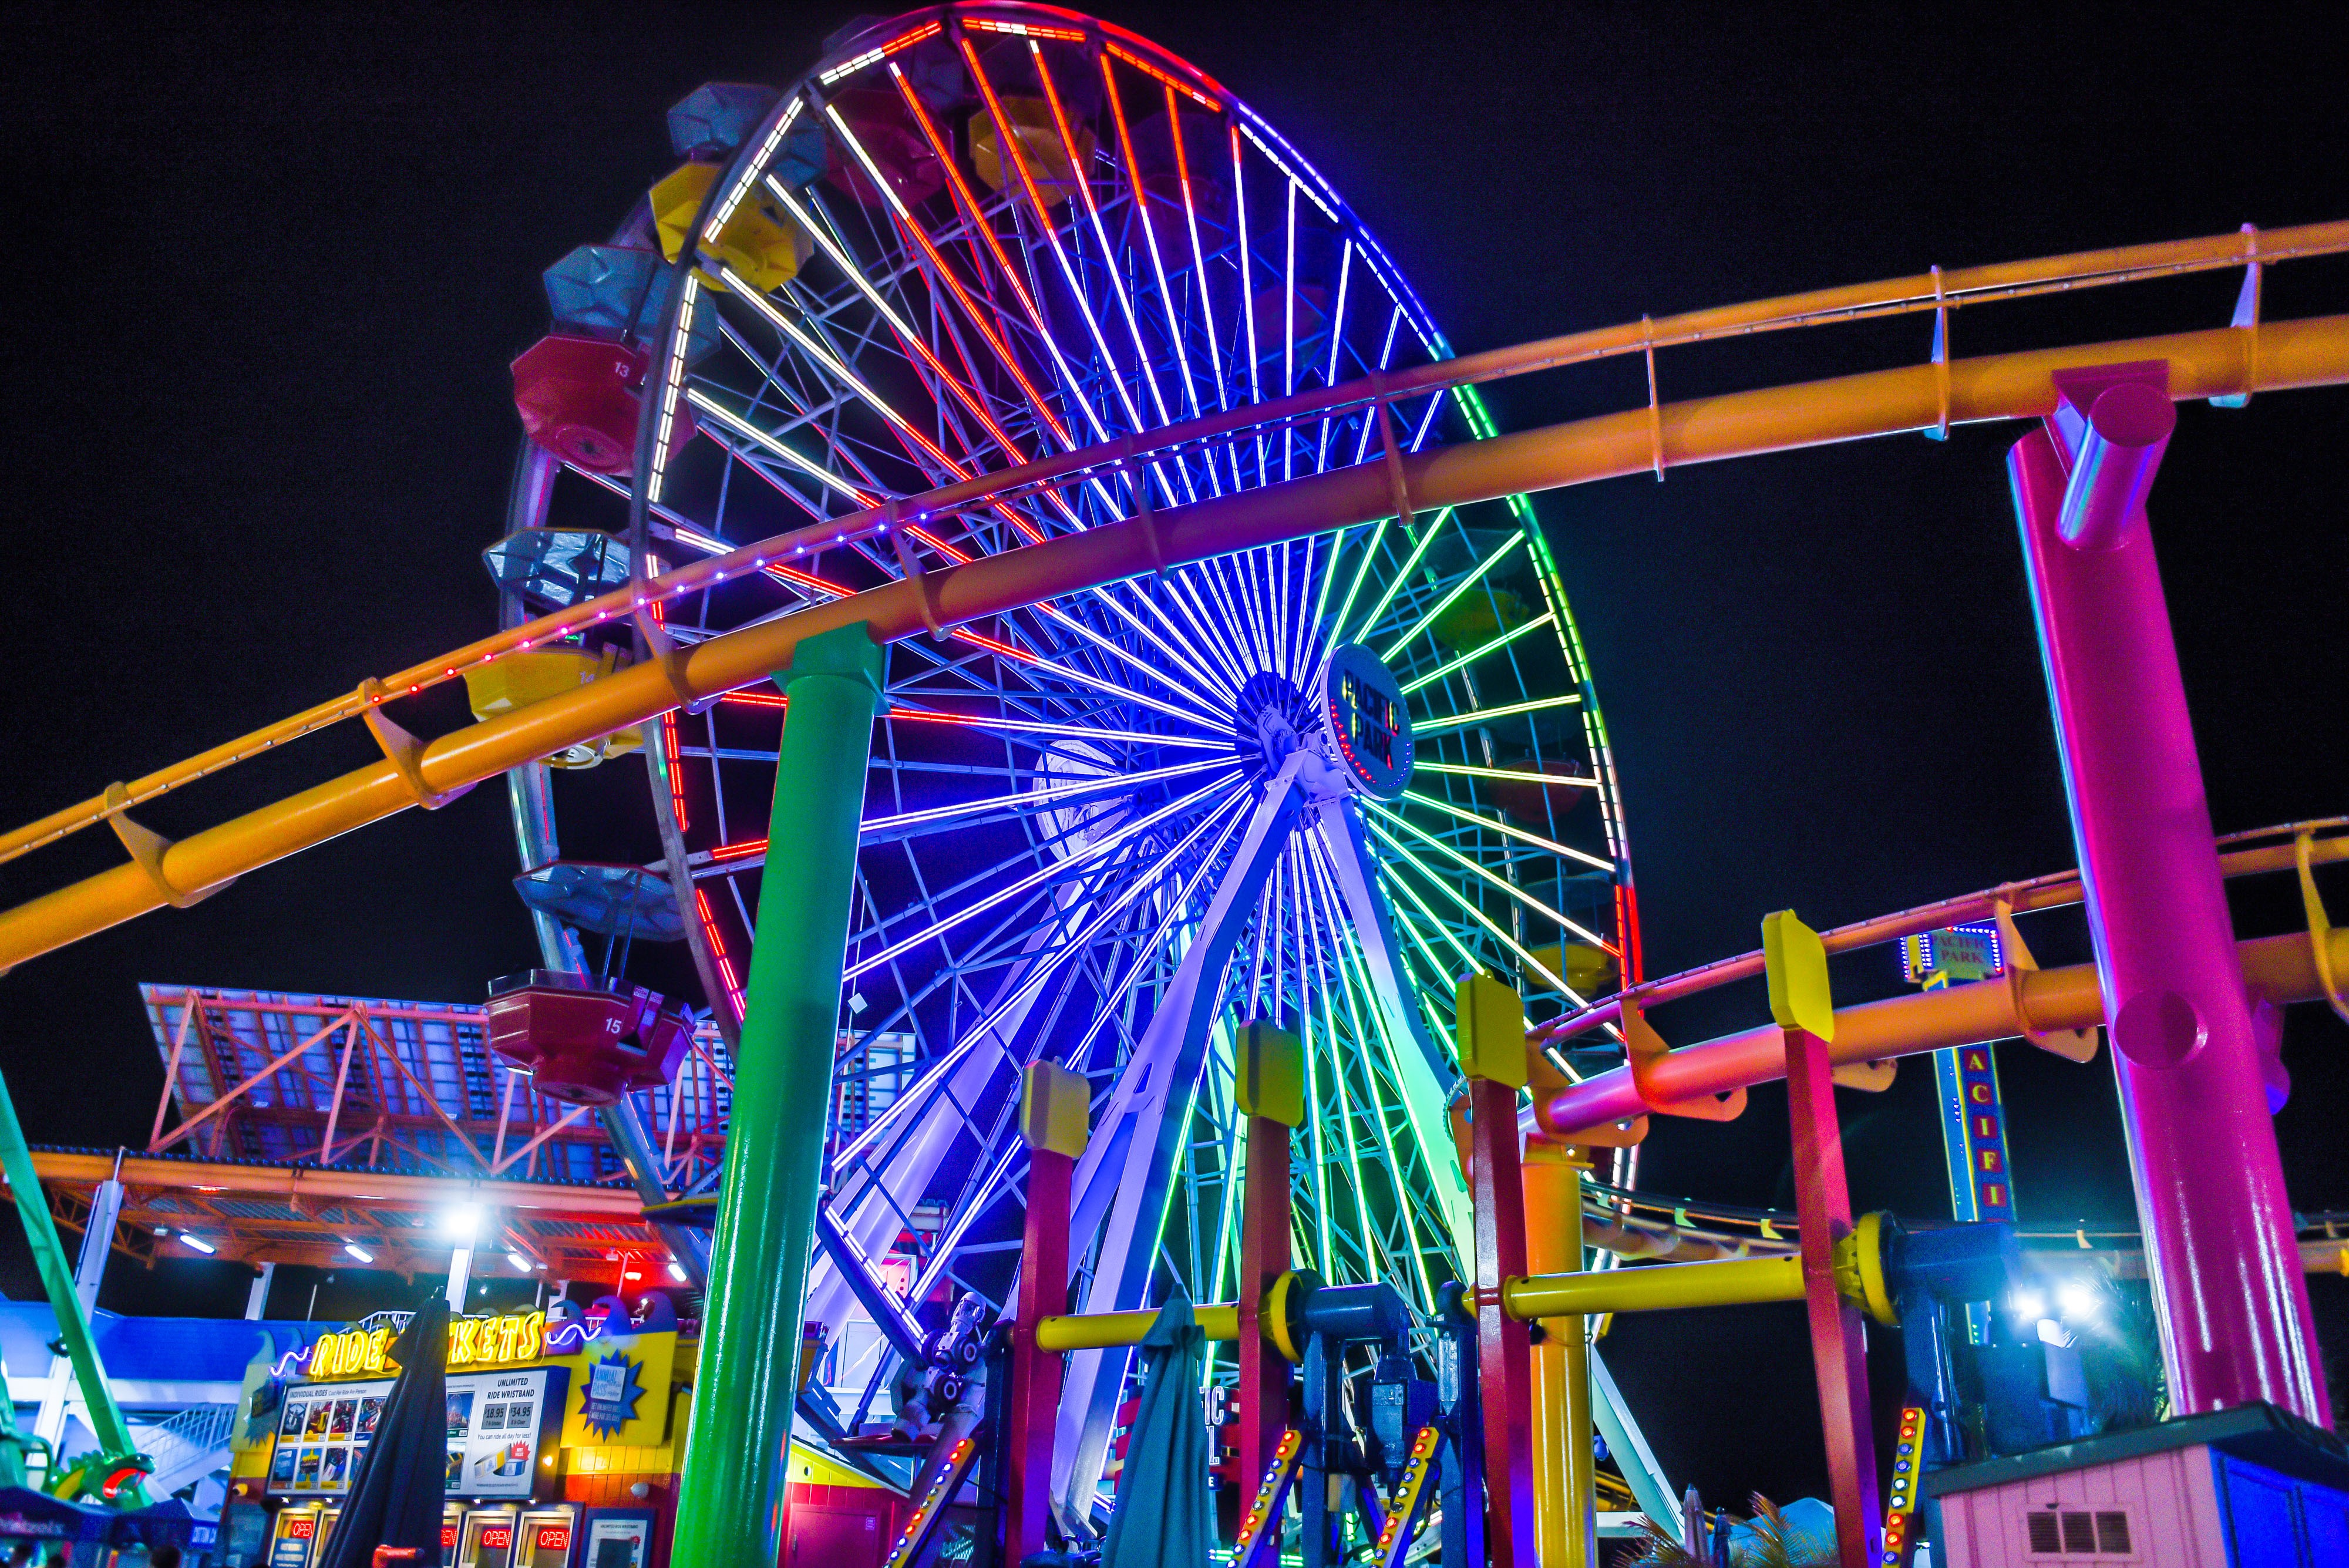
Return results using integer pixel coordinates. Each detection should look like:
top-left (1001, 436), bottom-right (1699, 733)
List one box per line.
top-left (501, 5), bottom-right (1641, 1507)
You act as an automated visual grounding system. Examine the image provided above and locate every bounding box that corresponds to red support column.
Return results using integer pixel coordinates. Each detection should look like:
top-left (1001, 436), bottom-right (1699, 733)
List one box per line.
top-left (1233, 1022), bottom-right (1304, 1510)
top-left (1461, 975), bottom-right (1538, 1568)
top-left (1765, 912), bottom-right (1877, 1568)
top-left (1003, 1061), bottom-right (1088, 1565)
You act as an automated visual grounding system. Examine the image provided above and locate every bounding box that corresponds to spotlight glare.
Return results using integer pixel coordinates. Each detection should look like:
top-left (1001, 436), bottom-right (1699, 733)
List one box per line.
top-left (2057, 1280), bottom-right (2101, 1320)
top-left (443, 1204), bottom-right (484, 1241)
top-left (507, 1252), bottom-right (533, 1273)
top-left (2010, 1287), bottom-right (2048, 1321)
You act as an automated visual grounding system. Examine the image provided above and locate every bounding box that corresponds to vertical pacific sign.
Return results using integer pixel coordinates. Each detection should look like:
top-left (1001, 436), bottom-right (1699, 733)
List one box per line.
top-left (1903, 923), bottom-right (2016, 1226)
top-left (1935, 1044), bottom-right (2015, 1224)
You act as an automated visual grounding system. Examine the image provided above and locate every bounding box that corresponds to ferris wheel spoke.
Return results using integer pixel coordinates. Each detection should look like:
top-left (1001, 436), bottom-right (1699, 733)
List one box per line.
top-left (1413, 689), bottom-right (1586, 735)
top-left (834, 783), bottom-right (1249, 1187)
top-left (1348, 505), bottom-right (1456, 647)
top-left (886, 68), bottom-right (1117, 461)
top-left (1362, 811), bottom-right (1587, 1004)
top-left (1295, 860), bottom-right (1381, 1284)
top-left (960, 38), bottom-right (1152, 449)
top-left (1031, 43), bottom-right (1181, 441)
top-left (1365, 797), bottom-right (1614, 955)
top-left (845, 770), bottom-right (1240, 981)
top-left (1399, 786), bottom-right (1614, 876)
top-left (1376, 530), bottom-right (1528, 665)
top-left (1302, 832), bottom-right (1451, 1300)
top-left (1098, 60), bottom-right (1213, 451)
top-left (1398, 610), bottom-right (1557, 699)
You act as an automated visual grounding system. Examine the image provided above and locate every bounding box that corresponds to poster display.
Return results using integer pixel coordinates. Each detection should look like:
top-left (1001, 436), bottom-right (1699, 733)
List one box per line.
top-left (270, 1367), bottom-right (567, 1502)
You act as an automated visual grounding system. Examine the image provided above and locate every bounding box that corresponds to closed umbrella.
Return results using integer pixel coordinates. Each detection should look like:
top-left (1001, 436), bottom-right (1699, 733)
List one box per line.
top-left (1099, 1290), bottom-right (1212, 1568)
top-left (321, 1292), bottom-right (450, 1568)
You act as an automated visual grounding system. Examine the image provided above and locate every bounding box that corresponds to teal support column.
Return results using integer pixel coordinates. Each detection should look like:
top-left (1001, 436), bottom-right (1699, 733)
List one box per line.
top-left (671, 621), bottom-right (884, 1564)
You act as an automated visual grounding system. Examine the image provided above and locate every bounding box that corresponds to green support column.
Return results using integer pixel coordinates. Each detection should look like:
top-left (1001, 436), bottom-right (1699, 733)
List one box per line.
top-left (671, 621), bottom-right (884, 1564)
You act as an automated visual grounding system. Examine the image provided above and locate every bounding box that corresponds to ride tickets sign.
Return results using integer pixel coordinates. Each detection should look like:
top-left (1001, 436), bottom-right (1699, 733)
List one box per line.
top-left (302, 1309), bottom-right (550, 1382)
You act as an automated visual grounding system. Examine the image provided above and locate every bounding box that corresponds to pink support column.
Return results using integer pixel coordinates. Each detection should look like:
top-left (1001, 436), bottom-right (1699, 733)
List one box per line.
top-left (1785, 1023), bottom-right (1879, 1568)
top-left (1004, 1062), bottom-right (1088, 1562)
top-left (2009, 363), bottom-right (2330, 1424)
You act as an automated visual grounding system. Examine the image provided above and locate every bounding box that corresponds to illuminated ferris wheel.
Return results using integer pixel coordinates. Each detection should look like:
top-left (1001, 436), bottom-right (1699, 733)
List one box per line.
top-left (490, 0), bottom-right (1637, 1509)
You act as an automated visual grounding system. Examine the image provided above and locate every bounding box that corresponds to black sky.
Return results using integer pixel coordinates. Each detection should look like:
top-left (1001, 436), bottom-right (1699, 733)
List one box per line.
top-left (1, 0), bottom-right (2343, 1508)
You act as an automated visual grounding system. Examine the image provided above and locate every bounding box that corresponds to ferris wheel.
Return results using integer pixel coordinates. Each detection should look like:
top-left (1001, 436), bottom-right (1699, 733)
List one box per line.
top-left (491, 0), bottom-right (1637, 1513)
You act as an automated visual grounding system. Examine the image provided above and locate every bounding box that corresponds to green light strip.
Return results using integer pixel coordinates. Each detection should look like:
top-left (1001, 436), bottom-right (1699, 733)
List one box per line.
top-left (1402, 788), bottom-right (1614, 873)
top-left (1415, 759), bottom-right (1601, 791)
top-left (1305, 896), bottom-right (1379, 1285)
top-left (1350, 506), bottom-right (1454, 644)
top-left (1318, 864), bottom-right (1438, 1309)
top-left (1327, 513), bottom-right (1392, 652)
top-left (1366, 816), bottom-right (1585, 1001)
top-left (1399, 611), bottom-right (1555, 696)
top-left (1413, 691), bottom-right (1584, 734)
top-left (1365, 800), bottom-right (1613, 952)
top-left (1384, 861), bottom-right (1485, 978)
top-left (1378, 532), bottom-right (1525, 664)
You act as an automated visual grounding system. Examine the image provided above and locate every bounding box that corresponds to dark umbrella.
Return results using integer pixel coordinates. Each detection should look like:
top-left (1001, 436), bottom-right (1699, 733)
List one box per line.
top-left (1099, 1290), bottom-right (1213, 1568)
top-left (321, 1292), bottom-right (450, 1568)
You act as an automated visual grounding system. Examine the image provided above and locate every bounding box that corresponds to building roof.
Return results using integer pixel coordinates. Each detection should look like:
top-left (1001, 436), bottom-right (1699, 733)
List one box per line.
top-left (1923, 1402), bottom-right (2349, 1498)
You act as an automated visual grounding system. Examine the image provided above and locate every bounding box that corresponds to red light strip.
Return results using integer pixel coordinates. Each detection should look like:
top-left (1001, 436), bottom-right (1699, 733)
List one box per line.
top-left (967, 16), bottom-right (1083, 41)
top-left (888, 66), bottom-right (1079, 452)
top-left (1104, 41), bottom-right (1219, 110)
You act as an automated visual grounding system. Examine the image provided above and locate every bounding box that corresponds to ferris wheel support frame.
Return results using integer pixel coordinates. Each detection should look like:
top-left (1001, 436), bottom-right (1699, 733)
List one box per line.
top-left (1051, 751), bottom-right (1307, 1525)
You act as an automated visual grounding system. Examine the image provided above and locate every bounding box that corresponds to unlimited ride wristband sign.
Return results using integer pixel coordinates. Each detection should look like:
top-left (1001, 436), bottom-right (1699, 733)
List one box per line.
top-left (269, 1365), bottom-right (568, 1502)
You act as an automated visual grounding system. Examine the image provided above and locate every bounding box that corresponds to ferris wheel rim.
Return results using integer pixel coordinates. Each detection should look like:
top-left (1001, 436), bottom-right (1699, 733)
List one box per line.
top-left (500, 3), bottom-right (1640, 1401)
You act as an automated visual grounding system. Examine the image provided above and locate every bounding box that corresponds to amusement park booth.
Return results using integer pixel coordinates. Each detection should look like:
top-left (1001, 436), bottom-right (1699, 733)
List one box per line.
top-left (1925, 1402), bottom-right (2349, 1567)
top-left (226, 1302), bottom-right (690, 1568)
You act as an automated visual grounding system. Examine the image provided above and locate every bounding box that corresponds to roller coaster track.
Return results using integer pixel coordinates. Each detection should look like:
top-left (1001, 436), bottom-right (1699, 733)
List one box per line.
top-left (1, 223), bottom-right (2345, 974)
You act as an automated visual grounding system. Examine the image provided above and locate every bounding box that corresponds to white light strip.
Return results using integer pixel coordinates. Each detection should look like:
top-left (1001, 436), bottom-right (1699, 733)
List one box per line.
top-left (684, 388), bottom-right (873, 504)
top-left (703, 97), bottom-right (804, 241)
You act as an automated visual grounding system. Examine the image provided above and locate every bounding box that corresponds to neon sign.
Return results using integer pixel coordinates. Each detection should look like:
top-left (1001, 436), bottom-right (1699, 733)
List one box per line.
top-left (1320, 643), bottom-right (1412, 800)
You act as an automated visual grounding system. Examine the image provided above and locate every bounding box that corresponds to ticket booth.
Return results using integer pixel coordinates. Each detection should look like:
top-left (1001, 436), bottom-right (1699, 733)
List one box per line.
top-left (440, 1503), bottom-right (466, 1562)
top-left (514, 1504), bottom-right (582, 1566)
top-left (266, 1505), bottom-right (327, 1568)
top-left (315, 1504), bottom-right (344, 1563)
top-left (456, 1506), bottom-right (522, 1568)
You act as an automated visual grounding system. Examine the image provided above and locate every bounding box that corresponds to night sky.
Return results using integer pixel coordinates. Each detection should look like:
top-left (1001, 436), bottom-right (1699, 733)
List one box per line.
top-left (2, 0), bottom-right (2343, 1513)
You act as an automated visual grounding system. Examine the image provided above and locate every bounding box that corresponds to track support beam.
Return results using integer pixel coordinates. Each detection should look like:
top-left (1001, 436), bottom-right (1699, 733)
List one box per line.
top-left (2011, 372), bottom-right (2330, 1424)
top-left (669, 622), bottom-right (886, 1564)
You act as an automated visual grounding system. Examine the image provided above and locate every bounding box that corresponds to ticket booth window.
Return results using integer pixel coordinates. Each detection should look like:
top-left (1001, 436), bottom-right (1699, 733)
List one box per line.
top-left (516, 1512), bottom-right (578, 1567)
top-left (268, 1506), bottom-right (324, 1568)
top-left (458, 1509), bottom-right (522, 1568)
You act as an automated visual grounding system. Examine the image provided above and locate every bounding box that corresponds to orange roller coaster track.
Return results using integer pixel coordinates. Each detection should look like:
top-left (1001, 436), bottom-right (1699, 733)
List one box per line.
top-left (1, 227), bottom-right (2345, 974)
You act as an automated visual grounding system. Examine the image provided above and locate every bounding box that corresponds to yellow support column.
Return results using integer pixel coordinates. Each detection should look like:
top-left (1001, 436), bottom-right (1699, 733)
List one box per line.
top-left (1523, 1138), bottom-right (1594, 1568)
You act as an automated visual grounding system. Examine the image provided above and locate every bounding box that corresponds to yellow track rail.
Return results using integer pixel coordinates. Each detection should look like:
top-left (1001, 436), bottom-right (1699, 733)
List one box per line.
top-left (1, 231), bottom-right (2344, 973)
